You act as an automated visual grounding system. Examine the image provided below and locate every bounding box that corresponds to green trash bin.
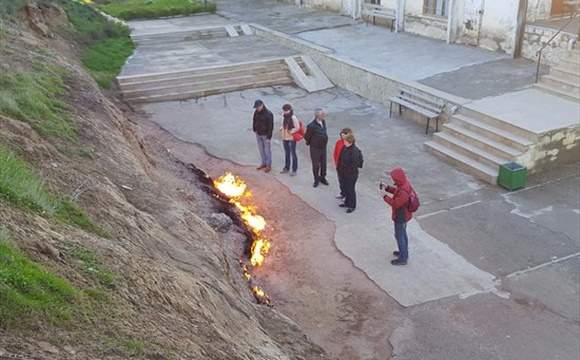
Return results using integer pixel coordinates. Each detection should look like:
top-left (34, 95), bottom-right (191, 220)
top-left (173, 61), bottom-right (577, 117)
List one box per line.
top-left (498, 162), bottom-right (527, 191)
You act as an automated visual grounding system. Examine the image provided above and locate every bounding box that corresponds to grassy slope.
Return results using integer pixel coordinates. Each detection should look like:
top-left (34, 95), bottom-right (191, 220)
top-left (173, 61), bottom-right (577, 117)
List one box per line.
top-left (0, 232), bottom-right (81, 329)
top-left (0, 145), bottom-right (108, 237)
top-left (98, 0), bottom-right (216, 20)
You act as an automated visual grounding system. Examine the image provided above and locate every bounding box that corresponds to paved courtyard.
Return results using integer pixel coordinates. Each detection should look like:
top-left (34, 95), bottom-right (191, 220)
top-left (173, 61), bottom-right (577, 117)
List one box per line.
top-left (138, 85), bottom-right (580, 359)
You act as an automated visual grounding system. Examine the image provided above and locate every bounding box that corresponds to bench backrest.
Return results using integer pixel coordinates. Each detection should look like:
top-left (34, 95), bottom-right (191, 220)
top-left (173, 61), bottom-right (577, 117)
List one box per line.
top-left (398, 90), bottom-right (445, 113)
top-left (362, 4), bottom-right (396, 17)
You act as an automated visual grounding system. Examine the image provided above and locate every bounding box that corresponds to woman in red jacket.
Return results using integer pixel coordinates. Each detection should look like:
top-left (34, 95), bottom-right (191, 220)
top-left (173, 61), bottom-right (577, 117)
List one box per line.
top-left (382, 167), bottom-right (413, 265)
top-left (333, 128), bottom-right (352, 200)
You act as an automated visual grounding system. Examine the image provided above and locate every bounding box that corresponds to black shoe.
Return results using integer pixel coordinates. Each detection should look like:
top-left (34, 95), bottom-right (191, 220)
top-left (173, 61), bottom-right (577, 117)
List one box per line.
top-left (391, 259), bottom-right (407, 266)
top-left (280, 168), bottom-right (289, 174)
top-left (393, 251), bottom-right (400, 256)
top-left (319, 178), bottom-right (329, 185)
top-left (346, 208), bottom-right (355, 213)
top-left (313, 181), bottom-right (319, 188)
top-left (339, 203), bottom-right (347, 208)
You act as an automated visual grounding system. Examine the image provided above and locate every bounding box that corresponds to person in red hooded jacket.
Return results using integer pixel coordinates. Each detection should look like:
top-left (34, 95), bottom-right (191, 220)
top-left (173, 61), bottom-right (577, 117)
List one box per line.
top-left (382, 167), bottom-right (413, 265)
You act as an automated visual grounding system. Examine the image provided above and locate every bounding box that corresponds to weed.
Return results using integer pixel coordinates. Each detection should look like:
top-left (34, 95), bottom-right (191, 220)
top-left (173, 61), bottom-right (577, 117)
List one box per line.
top-left (0, 230), bottom-right (80, 329)
top-left (71, 246), bottom-right (117, 289)
top-left (0, 145), bottom-right (107, 237)
top-left (98, 0), bottom-right (216, 20)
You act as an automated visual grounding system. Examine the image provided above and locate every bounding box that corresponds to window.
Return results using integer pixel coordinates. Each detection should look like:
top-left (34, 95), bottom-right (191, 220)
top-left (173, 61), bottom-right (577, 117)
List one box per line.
top-left (423, 0), bottom-right (448, 17)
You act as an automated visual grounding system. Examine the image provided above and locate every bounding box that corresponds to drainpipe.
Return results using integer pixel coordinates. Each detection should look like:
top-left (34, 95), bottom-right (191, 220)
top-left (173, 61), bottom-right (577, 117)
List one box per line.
top-left (446, 0), bottom-right (456, 44)
top-left (514, 0), bottom-right (529, 58)
top-left (475, 0), bottom-right (486, 47)
top-left (396, 0), bottom-right (406, 32)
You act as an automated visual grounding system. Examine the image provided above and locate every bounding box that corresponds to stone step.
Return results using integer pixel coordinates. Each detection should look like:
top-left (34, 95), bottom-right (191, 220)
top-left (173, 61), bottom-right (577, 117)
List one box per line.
top-left (117, 59), bottom-right (287, 85)
top-left (541, 74), bottom-right (580, 94)
top-left (459, 108), bottom-right (537, 141)
top-left (433, 132), bottom-right (510, 169)
top-left (425, 141), bottom-right (498, 184)
top-left (535, 81), bottom-right (580, 103)
top-left (132, 28), bottom-right (229, 43)
top-left (560, 57), bottom-right (580, 72)
top-left (127, 77), bottom-right (295, 104)
top-left (452, 114), bottom-right (534, 152)
top-left (551, 66), bottom-right (580, 83)
top-left (443, 122), bottom-right (522, 160)
top-left (123, 71), bottom-right (291, 99)
top-left (134, 31), bottom-right (228, 45)
top-left (120, 65), bottom-right (288, 91)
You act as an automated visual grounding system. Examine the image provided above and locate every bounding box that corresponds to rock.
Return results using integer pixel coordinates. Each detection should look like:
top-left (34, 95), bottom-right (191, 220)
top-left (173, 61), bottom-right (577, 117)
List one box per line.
top-left (35, 241), bottom-right (60, 261)
top-left (207, 213), bottom-right (233, 233)
top-left (37, 341), bottom-right (60, 354)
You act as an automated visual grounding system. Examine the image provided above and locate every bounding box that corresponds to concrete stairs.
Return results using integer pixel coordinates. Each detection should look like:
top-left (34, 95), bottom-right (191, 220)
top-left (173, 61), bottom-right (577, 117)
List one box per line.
top-left (285, 55), bottom-right (334, 92)
top-left (425, 108), bottom-right (536, 184)
top-left (536, 47), bottom-right (580, 103)
top-left (131, 24), bottom-right (253, 47)
top-left (117, 58), bottom-right (293, 103)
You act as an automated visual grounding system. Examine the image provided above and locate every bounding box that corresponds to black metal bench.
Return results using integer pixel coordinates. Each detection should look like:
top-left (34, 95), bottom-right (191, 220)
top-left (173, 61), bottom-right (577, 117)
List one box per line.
top-left (389, 90), bottom-right (445, 135)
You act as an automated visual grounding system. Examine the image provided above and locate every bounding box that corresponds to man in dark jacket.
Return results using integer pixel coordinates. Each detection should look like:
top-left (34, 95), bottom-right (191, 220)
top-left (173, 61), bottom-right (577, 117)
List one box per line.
top-left (382, 167), bottom-right (413, 265)
top-left (337, 134), bottom-right (363, 213)
top-left (304, 108), bottom-right (329, 187)
top-left (252, 99), bottom-right (274, 173)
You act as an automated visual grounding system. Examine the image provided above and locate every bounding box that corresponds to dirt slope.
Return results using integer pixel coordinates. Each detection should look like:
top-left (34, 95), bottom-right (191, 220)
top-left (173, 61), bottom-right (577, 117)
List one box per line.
top-left (0, 4), bottom-right (326, 359)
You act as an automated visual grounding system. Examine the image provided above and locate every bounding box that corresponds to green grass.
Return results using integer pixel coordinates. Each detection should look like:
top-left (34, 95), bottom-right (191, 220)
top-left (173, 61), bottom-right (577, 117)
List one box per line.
top-left (0, 67), bottom-right (76, 141)
top-left (98, 0), bottom-right (216, 20)
top-left (71, 246), bottom-right (117, 289)
top-left (82, 36), bottom-right (135, 88)
top-left (59, 0), bottom-right (135, 88)
top-left (0, 231), bottom-right (80, 329)
top-left (0, 145), bottom-right (108, 237)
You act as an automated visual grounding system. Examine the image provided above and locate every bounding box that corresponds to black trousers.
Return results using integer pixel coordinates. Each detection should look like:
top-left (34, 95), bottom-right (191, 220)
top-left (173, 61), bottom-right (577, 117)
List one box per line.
top-left (342, 174), bottom-right (358, 209)
top-left (309, 146), bottom-right (327, 182)
top-left (338, 172), bottom-right (345, 196)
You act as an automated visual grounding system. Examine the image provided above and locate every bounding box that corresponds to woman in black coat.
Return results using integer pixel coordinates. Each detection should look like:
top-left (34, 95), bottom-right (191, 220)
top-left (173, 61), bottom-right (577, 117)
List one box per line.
top-left (337, 134), bottom-right (363, 213)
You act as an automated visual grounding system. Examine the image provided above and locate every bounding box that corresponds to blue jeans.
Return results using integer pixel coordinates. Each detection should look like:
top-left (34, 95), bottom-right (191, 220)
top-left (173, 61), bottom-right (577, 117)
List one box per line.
top-left (394, 222), bottom-right (409, 261)
top-left (256, 134), bottom-right (272, 167)
top-left (283, 140), bottom-right (298, 172)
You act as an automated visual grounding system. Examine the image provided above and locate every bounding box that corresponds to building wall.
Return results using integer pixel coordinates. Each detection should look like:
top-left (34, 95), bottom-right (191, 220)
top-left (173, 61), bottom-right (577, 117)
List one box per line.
top-left (521, 24), bottom-right (577, 64)
top-left (527, 0), bottom-right (553, 22)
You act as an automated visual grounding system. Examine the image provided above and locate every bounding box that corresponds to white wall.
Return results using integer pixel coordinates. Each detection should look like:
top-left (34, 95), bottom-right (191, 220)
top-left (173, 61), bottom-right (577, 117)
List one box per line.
top-left (478, 0), bottom-right (519, 53)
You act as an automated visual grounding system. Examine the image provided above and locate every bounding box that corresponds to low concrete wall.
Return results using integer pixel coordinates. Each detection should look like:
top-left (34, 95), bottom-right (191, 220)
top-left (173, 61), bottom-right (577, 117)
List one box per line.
top-left (522, 25), bottom-right (578, 65)
top-left (250, 23), bottom-right (466, 130)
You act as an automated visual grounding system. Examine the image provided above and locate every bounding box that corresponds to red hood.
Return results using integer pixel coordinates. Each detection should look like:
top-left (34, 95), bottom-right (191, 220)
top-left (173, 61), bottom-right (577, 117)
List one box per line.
top-left (391, 167), bottom-right (408, 187)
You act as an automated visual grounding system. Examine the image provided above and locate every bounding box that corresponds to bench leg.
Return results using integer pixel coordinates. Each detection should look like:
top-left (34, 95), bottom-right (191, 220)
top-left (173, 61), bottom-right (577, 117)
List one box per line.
top-left (391, 19), bottom-right (394, 32)
top-left (389, 102), bottom-right (393, 118)
top-left (435, 117), bottom-right (440, 132)
top-left (425, 118), bottom-right (430, 135)
top-left (399, 104), bottom-right (402, 116)
top-left (373, 15), bottom-right (376, 25)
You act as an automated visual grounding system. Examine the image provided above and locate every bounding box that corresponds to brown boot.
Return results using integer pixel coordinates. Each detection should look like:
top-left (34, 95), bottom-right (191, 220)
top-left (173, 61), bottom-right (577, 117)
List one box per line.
top-left (264, 167), bottom-right (271, 173)
top-left (257, 165), bottom-right (266, 170)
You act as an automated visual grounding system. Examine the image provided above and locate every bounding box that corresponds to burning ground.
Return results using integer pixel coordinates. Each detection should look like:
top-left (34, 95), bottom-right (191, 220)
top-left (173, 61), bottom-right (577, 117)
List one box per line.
top-left (0, 4), bottom-right (327, 359)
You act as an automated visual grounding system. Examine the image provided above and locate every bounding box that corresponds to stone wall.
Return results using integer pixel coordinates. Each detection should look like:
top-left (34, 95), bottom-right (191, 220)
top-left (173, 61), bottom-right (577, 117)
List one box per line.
top-left (521, 24), bottom-right (578, 65)
top-left (524, 126), bottom-right (580, 173)
top-left (405, 14), bottom-right (448, 40)
top-left (527, 0), bottom-right (553, 22)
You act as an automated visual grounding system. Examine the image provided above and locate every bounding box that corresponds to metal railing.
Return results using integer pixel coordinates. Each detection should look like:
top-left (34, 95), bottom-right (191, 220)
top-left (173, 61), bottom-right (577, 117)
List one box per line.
top-left (535, 9), bottom-right (579, 82)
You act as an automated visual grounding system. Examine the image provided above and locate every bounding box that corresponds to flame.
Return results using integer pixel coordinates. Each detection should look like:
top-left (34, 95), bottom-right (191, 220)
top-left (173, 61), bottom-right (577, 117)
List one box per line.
top-left (250, 238), bottom-right (271, 267)
top-left (214, 172), bottom-right (273, 305)
top-left (214, 172), bottom-right (247, 198)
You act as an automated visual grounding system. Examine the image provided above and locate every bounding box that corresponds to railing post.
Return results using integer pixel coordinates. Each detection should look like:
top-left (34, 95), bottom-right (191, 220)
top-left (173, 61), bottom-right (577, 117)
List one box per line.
top-left (535, 51), bottom-right (542, 83)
